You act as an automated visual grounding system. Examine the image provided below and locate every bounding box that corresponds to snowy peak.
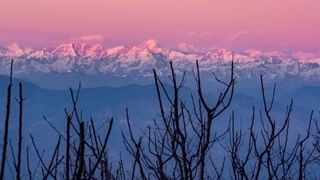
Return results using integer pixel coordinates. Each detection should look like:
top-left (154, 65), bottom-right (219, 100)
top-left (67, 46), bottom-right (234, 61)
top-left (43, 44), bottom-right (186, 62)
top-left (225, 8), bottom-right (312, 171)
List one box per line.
top-left (1, 40), bottom-right (320, 81)
top-left (71, 42), bottom-right (104, 57)
top-left (52, 43), bottom-right (77, 57)
top-left (49, 42), bottom-right (104, 57)
top-left (142, 39), bottom-right (159, 50)
top-left (2, 43), bottom-right (33, 56)
top-left (244, 49), bottom-right (263, 57)
top-left (106, 46), bottom-right (125, 55)
top-left (2, 41), bottom-right (319, 63)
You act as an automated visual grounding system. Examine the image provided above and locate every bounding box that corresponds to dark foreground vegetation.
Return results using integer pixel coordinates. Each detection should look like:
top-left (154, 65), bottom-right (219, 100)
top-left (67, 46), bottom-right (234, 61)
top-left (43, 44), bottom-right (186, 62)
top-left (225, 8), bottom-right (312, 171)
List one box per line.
top-left (1, 58), bottom-right (320, 179)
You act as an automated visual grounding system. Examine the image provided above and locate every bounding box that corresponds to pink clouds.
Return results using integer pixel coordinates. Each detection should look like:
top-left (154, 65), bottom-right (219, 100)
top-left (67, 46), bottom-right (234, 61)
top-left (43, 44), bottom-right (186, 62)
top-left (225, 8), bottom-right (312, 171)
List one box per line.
top-left (78, 35), bottom-right (103, 42)
top-left (70, 35), bottom-right (104, 44)
top-left (227, 31), bottom-right (248, 43)
top-left (0, 0), bottom-right (319, 52)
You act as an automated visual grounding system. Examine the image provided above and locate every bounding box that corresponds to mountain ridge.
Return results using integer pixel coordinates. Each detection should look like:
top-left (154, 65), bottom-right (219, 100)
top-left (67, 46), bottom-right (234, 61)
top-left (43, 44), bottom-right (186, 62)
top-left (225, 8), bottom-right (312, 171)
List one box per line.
top-left (1, 39), bottom-right (320, 81)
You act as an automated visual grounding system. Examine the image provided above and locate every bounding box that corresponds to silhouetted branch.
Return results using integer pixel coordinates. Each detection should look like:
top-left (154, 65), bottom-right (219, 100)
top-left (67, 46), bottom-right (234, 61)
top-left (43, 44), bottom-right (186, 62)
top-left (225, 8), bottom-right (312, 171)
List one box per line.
top-left (0, 60), bottom-right (13, 180)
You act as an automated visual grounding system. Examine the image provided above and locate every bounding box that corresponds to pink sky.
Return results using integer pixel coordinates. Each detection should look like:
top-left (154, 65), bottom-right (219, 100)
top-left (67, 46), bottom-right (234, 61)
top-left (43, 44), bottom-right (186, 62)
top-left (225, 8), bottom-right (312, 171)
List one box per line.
top-left (0, 0), bottom-right (319, 52)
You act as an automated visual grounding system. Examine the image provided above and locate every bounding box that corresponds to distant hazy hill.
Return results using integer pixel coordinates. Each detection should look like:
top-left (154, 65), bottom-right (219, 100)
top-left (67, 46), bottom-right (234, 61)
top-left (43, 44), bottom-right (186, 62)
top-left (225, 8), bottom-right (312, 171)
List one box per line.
top-left (0, 75), bottom-right (317, 151)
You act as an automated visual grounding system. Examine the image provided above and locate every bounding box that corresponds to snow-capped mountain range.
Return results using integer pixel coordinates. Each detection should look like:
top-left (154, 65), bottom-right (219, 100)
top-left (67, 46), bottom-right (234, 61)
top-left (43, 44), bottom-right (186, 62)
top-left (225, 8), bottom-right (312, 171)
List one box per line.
top-left (1, 39), bottom-right (320, 81)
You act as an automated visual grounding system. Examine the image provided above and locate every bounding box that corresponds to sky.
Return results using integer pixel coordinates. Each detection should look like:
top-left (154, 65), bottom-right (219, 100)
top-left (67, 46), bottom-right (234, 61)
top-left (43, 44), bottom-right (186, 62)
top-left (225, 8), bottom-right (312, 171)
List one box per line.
top-left (0, 0), bottom-right (319, 52)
